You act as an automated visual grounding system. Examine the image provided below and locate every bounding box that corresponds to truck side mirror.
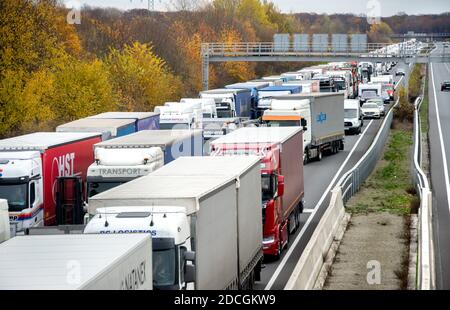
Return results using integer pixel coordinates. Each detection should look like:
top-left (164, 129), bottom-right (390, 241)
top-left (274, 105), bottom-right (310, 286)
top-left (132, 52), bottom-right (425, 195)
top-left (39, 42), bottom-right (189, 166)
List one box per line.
top-left (277, 175), bottom-right (285, 197)
top-left (184, 251), bottom-right (196, 262)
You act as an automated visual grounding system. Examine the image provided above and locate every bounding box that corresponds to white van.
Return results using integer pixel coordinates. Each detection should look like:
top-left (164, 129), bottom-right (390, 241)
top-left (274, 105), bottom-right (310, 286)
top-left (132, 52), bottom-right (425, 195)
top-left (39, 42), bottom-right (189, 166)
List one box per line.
top-left (344, 99), bottom-right (364, 134)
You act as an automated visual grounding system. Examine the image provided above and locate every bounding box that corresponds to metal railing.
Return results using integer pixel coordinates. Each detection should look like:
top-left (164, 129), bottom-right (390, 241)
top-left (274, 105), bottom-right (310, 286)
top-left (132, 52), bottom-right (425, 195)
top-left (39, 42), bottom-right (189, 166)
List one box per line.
top-left (338, 100), bottom-right (398, 204)
top-left (202, 42), bottom-right (420, 58)
top-left (412, 96), bottom-right (435, 290)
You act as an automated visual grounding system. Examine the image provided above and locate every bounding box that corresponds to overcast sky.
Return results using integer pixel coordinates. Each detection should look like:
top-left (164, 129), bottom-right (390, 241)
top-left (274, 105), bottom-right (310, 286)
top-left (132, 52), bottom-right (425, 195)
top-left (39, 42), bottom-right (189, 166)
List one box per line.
top-left (65, 0), bottom-right (450, 16)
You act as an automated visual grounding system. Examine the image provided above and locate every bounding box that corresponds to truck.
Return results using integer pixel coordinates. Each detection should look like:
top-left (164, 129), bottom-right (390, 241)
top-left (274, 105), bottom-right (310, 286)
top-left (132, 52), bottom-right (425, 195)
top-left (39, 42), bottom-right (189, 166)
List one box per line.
top-left (0, 234), bottom-right (152, 290)
top-left (0, 199), bottom-right (10, 243)
top-left (0, 132), bottom-right (102, 231)
top-left (262, 93), bottom-right (345, 163)
top-left (359, 83), bottom-right (382, 104)
top-left (155, 102), bottom-right (202, 130)
top-left (200, 88), bottom-right (252, 119)
top-left (370, 75), bottom-right (395, 102)
top-left (86, 156), bottom-right (263, 290)
top-left (344, 99), bottom-right (364, 135)
top-left (283, 80), bottom-right (320, 93)
top-left (88, 112), bottom-right (160, 131)
top-left (225, 82), bottom-right (270, 119)
top-left (312, 74), bottom-right (338, 93)
top-left (325, 70), bottom-right (355, 98)
top-left (257, 85), bottom-right (302, 117)
top-left (56, 118), bottom-right (136, 140)
top-left (87, 130), bottom-right (203, 198)
top-left (180, 98), bottom-right (217, 119)
top-left (281, 72), bottom-right (307, 81)
top-left (250, 78), bottom-right (283, 86)
top-left (210, 127), bottom-right (304, 258)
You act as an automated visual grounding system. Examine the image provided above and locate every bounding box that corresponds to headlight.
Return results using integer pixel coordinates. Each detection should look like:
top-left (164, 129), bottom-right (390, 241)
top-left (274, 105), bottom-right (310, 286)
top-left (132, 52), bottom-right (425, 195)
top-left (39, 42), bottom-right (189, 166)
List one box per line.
top-left (263, 235), bottom-right (275, 245)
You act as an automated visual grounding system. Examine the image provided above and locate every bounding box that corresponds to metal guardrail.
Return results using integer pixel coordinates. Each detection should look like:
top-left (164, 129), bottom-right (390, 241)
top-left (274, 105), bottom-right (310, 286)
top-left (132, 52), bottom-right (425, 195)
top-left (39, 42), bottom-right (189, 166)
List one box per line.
top-left (412, 96), bottom-right (435, 290)
top-left (337, 100), bottom-right (398, 203)
top-left (202, 42), bottom-right (420, 58)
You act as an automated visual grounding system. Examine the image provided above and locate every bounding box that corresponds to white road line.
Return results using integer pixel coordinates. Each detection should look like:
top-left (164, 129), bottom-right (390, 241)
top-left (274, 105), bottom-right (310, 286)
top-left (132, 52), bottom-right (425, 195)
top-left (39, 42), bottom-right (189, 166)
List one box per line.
top-left (445, 63), bottom-right (450, 74)
top-left (430, 63), bottom-right (450, 216)
top-left (395, 76), bottom-right (404, 89)
top-left (264, 119), bottom-right (374, 290)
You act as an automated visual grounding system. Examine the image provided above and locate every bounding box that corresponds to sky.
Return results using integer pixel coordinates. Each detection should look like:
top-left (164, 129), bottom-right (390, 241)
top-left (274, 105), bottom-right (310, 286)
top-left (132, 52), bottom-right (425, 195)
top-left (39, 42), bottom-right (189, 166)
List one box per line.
top-left (65, 0), bottom-right (450, 16)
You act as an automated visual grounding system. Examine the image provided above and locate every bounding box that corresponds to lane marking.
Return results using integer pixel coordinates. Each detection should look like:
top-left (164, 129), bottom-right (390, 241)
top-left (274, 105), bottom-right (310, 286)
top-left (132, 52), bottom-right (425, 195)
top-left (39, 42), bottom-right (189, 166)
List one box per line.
top-left (430, 63), bottom-right (450, 216)
top-left (264, 119), bottom-right (374, 290)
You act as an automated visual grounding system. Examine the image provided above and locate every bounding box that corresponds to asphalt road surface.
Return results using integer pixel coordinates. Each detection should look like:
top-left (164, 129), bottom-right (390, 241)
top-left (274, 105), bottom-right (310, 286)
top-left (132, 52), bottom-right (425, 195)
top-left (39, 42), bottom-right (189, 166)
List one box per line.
top-left (428, 43), bottom-right (450, 290)
top-left (257, 62), bottom-right (412, 290)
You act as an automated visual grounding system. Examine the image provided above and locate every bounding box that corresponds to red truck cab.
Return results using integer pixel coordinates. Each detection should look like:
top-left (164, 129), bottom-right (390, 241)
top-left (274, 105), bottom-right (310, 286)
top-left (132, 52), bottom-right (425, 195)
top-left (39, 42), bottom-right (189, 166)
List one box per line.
top-left (211, 127), bottom-right (305, 258)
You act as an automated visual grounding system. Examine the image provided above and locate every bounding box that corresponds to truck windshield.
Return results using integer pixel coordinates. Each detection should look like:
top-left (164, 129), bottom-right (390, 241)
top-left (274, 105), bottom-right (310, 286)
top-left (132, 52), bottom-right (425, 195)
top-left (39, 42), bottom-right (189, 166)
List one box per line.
top-left (0, 183), bottom-right (28, 212)
top-left (335, 80), bottom-right (346, 89)
top-left (267, 120), bottom-right (300, 127)
top-left (159, 123), bottom-right (190, 130)
top-left (344, 109), bottom-right (358, 119)
top-left (88, 182), bottom-right (124, 198)
top-left (153, 248), bottom-right (176, 288)
top-left (216, 108), bottom-right (233, 118)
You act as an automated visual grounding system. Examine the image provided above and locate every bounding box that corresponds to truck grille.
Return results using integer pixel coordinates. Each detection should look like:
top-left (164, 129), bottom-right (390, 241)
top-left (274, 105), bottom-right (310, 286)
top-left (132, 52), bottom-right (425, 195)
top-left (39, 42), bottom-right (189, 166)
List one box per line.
top-left (345, 122), bottom-right (353, 127)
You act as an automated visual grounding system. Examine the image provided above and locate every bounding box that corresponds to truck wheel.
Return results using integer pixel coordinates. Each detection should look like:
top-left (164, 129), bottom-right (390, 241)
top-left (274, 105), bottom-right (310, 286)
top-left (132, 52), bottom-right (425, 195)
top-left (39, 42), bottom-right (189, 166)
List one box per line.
top-left (317, 149), bottom-right (323, 161)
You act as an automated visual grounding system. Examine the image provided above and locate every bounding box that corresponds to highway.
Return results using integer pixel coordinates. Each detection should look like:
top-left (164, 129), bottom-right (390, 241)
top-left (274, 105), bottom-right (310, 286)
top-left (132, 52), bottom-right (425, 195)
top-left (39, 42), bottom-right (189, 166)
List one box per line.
top-left (256, 62), bottom-right (412, 290)
top-left (428, 43), bottom-right (450, 289)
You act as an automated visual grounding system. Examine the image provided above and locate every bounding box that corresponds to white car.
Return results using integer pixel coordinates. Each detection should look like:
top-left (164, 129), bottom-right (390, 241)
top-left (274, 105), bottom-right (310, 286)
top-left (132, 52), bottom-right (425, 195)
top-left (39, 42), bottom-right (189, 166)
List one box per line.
top-left (367, 98), bottom-right (386, 116)
top-left (361, 102), bottom-right (381, 119)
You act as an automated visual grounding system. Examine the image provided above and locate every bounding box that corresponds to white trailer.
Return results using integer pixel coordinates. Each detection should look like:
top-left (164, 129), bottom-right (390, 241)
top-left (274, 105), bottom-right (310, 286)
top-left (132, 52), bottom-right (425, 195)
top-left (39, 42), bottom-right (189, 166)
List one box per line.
top-left (0, 234), bottom-right (152, 290)
top-left (86, 156), bottom-right (263, 290)
top-left (263, 92), bottom-right (345, 162)
top-left (0, 199), bottom-right (10, 243)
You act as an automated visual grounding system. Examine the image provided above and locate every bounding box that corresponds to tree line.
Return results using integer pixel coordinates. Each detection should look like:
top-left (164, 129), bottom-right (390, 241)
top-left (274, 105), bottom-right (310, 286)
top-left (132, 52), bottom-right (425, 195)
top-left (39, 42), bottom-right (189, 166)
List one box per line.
top-left (1, 0), bottom-right (448, 138)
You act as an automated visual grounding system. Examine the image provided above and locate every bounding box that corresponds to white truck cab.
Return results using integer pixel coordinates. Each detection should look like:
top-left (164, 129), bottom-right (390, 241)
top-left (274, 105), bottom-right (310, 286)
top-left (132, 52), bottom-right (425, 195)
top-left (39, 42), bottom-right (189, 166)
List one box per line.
top-left (84, 206), bottom-right (193, 290)
top-left (156, 102), bottom-right (202, 130)
top-left (0, 151), bottom-right (43, 232)
top-left (180, 98), bottom-right (217, 119)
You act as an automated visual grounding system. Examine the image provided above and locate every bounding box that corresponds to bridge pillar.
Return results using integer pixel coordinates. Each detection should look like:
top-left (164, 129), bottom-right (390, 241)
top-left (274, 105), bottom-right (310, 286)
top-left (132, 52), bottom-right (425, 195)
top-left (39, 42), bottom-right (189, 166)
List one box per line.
top-left (201, 44), bottom-right (210, 91)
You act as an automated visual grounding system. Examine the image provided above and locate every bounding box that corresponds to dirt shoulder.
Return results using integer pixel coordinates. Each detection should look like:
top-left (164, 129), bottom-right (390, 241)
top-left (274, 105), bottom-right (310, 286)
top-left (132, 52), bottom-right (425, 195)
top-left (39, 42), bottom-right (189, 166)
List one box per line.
top-left (323, 122), bottom-right (415, 290)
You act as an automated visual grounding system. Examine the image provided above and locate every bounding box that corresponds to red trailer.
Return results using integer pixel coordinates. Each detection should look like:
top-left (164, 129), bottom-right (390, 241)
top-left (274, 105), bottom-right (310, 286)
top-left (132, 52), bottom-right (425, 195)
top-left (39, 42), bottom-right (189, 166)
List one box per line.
top-left (0, 132), bottom-right (102, 232)
top-left (211, 127), bottom-right (304, 258)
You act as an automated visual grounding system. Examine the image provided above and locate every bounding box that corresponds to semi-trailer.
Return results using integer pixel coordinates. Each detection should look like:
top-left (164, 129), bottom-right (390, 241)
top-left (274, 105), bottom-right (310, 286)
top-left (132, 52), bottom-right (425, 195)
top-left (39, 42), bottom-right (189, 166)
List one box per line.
top-left (87, 130), bottom-right (203, 198)
top-left (210, 127), bottom-right (304, 258)
top-left (225, 82), bottom-right (270, 119)
top-left (88, 112), bottom-right (160, 131)
top-left (200, 88), bottom-right (252, 119)
top-left (262, 92), bottom-right (345, 163)
top-left (0, 234), bottom-right (152, 290)
top-left (0, 132), bottom-right (102, 231)
top-left (0, 199), bottom-right (10, 243)
top-left (86, 156), bottom-right (263, 290)
top-left (56, 118), bottom-right (136, 140)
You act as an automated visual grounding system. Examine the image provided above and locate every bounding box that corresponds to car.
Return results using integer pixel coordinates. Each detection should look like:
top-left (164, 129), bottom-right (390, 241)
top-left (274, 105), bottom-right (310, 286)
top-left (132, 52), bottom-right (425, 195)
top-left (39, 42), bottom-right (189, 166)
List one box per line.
top-left (367, 98), bottom-right (386, 116)
top-left (360, 90), bottom-right (379, 104)
top-left (361, 102), bottom-right (381, 119)
top-left (441, 81), bottom-right (450, 91)
top-left (395, 69), bottom-right (406, 76)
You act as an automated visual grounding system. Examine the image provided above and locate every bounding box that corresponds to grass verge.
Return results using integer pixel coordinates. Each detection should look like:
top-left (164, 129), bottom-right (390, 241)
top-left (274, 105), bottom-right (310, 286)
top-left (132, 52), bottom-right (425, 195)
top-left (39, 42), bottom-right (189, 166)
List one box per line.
top-left (346, 123), bottom-right (414, 216)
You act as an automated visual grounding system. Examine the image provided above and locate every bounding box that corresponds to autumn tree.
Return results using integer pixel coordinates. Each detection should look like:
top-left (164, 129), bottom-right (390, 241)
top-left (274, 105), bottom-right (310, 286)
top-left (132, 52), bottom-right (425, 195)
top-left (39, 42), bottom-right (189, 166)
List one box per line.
top-left (106, 42), bottom-right (184, 112)
top-left (368, 22), bottom-right (393, 43)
